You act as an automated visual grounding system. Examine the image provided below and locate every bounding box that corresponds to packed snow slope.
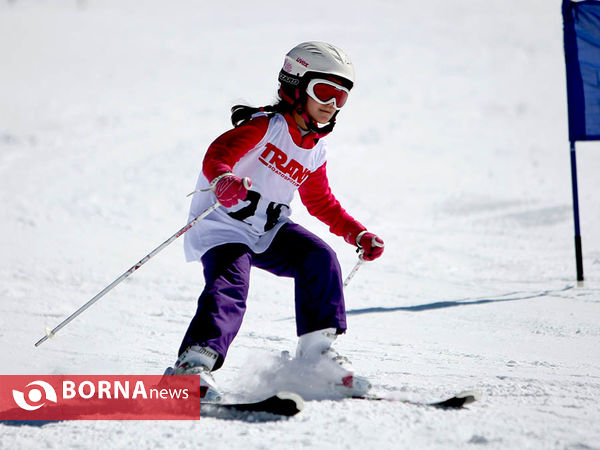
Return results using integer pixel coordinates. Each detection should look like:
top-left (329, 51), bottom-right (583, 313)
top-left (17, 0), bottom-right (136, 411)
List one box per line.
top-left (1, 0), bottom-right (599, 449)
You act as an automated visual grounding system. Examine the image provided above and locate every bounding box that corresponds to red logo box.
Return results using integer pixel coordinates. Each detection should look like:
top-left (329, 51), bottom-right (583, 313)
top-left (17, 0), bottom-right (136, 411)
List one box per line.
top-left (0, 375), bottom-right (200, 420)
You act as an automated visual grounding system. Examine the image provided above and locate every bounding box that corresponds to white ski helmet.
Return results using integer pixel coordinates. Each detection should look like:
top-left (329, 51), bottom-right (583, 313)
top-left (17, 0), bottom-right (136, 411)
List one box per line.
top-left (278, 41), bottom-right (355, 106)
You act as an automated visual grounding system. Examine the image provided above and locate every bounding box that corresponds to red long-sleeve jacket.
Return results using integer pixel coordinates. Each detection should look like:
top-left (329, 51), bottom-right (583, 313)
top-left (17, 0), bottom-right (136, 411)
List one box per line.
top-left (202, 113), bottom-right (366, 245)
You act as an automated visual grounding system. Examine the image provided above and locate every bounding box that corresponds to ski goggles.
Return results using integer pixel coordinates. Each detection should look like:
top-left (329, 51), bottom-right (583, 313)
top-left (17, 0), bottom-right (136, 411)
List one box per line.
top-left (306, 78), bottom-right (350, 110)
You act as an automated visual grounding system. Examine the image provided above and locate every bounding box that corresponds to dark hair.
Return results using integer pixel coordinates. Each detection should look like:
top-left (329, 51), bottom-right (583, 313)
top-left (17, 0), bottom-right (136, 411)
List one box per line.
top-left (230, 99), bottom-right (294, 128)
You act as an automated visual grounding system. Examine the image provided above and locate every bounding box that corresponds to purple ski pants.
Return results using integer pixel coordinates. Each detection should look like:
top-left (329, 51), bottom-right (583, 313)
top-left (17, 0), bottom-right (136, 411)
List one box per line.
top-left (178, 222), bottom-right (347, 370)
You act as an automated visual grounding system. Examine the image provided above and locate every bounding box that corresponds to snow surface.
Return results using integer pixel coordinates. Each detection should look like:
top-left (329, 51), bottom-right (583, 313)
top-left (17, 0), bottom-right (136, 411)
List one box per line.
top-left (1, 0), bottom-right (600, 448)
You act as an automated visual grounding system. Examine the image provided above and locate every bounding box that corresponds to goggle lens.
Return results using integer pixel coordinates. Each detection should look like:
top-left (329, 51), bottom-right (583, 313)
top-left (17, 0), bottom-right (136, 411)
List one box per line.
top-left (307, 79), bottom-right (350, 110)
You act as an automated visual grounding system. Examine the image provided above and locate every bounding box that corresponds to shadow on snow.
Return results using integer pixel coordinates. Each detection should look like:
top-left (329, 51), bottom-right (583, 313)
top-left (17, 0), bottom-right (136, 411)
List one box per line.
top-left (345, 285), bottom-right (574, 316)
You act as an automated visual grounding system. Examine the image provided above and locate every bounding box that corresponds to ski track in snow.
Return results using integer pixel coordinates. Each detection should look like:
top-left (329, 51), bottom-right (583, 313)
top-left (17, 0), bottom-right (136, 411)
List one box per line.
top-left (1, 0), bottom-right (600, 449)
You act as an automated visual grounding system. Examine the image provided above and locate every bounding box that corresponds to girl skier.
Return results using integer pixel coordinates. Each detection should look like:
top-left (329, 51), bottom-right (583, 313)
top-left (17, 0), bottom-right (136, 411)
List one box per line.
top-left (172, 41), bottom-right (384, 401)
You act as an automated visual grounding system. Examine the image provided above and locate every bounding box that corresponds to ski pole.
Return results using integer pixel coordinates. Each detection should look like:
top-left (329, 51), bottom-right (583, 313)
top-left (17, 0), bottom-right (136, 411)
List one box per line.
top-left (34, 202), bottom-right (220, 347)
top-left (343, 251), bottom-right (365, 287)
top-left (343, 234), bottom-right (384, 287)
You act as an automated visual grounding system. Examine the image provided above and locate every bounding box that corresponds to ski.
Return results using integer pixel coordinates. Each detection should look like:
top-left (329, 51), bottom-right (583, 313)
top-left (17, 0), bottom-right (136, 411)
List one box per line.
top-left (161, 365), bottom-right (476, 414)
top-left (352, 390), bottom-right (481, 409)
top-left (203, 391), bottom-right (304, 417)
top-left (160, 367), bottom-right (303, 417)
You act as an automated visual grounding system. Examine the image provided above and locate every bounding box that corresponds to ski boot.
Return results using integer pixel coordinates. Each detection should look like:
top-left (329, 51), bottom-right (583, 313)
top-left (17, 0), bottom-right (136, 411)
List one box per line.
top-left (296, 328), bottom-right (371, 397)
top-left (172, 345), bottom-right (223, 403)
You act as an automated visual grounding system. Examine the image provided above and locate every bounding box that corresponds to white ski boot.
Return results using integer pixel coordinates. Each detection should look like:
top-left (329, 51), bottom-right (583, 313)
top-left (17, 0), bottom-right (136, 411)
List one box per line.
top-left (296, 328), bottom-right (371, 397)
top-left (172, 345), bottom-right (223, 403)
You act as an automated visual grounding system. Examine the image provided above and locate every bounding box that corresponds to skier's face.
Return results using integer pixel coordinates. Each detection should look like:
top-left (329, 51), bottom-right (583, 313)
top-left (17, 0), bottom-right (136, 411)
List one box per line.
top-left (305, 96), bottom-right (336, 125)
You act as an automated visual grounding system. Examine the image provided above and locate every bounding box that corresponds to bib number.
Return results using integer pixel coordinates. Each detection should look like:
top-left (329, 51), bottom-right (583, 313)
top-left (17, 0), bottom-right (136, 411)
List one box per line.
top-left (227, 190), bottom-right (288, 232)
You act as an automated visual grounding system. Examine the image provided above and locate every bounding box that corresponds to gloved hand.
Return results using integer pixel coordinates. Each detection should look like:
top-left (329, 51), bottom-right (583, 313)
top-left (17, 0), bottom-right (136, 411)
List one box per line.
top-left (210, 172), bottom-right (252, 207)
top-left (356, 231), bottom-right (385, 261)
